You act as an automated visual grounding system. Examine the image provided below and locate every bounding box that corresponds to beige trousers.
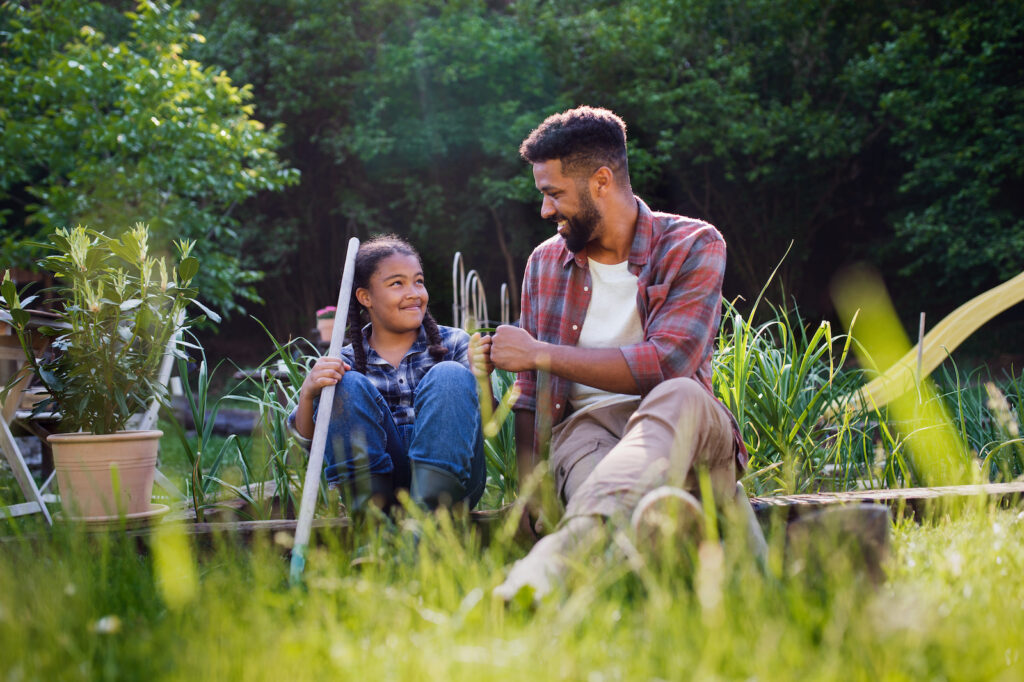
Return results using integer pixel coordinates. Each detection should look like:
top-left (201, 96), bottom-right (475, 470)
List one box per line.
top-left (550, 377), bottom-right (737, 521)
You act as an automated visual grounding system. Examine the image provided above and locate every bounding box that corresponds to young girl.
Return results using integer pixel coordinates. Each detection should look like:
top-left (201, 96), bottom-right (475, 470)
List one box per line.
top-left (290, 236), bottom-right (492, 511)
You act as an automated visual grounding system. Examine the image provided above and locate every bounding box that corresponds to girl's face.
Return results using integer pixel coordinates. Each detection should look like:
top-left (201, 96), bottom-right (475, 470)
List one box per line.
top-left (356, 253), bottom-right (428, 335)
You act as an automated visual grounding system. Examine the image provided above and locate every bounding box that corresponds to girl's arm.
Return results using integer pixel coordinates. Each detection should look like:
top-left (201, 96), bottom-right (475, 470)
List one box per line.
top-left (293, 356), bottom-right (350, 438)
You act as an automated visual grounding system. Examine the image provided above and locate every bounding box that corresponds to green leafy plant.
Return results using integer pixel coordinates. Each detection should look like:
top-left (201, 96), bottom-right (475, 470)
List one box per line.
top-left (227, 319), bottom-right (329, 519)
top-left (160, 347), bottom-right (246, 522)
top-left (480, 368), bottom-right (518, 509)
top-left (0, 224), bottom-right (216, 434)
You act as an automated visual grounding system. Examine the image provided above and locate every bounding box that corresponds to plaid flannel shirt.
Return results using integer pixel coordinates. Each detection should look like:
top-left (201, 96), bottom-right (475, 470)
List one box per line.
top-left (288, 323), bottom-right (470, 446)
top-left (512, 196), bottom-right (747, 468)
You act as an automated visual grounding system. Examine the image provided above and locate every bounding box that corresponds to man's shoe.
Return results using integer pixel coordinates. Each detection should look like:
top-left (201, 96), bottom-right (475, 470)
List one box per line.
top-left (493, 515), bottom-right (603, 603)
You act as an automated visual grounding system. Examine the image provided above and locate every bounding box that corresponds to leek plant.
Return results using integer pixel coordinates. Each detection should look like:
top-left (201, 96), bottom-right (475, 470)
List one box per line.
top-left (160, 347), bottom-right (246, 521)
top-left (713, 299), bottom-right (896, 495)
top-left (480, 368), bottom-right (519, 509)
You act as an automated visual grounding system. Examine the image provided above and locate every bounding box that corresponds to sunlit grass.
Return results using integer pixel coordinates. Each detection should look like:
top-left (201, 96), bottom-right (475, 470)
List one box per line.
top-left (2, 503), bottom-right (1023, 680)
top-left (3, 308), bottom-right (1024, 680)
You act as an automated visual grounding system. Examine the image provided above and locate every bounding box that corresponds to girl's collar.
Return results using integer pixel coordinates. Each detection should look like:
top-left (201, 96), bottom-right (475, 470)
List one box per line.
top-left (361, 323), bottom-right (429, 365)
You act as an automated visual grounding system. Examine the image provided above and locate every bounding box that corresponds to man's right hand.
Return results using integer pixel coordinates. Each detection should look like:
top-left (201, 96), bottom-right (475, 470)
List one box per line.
top-left (491, 324), bottom-right (545, 373)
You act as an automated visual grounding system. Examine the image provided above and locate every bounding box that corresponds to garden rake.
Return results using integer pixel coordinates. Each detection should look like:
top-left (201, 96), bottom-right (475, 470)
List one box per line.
top-left (290, 236), bottom-right (359, 585)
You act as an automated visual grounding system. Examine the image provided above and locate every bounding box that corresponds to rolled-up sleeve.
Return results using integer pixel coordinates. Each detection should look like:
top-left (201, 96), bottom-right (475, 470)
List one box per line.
top-left (620, 236), bottom-right (725, 394)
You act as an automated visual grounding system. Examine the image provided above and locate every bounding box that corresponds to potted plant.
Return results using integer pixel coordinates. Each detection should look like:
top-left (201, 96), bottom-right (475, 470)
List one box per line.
top-left (316, 305), bottom-right (336, 344)
top-left (0, 224), bottom-right (215, 519)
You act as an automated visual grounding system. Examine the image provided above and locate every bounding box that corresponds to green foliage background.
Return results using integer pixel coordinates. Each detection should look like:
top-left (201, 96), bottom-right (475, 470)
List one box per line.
top-left (2, 0), bottom-right (1022, 341)
top-left (0, 0), bottom-right (298, 316)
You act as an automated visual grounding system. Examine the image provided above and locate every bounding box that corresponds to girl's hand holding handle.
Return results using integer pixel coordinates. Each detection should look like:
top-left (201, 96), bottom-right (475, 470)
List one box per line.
top-left (469, 332), bottom-right (494, 378)
top-left (299, 356), bottom-right (350, 403)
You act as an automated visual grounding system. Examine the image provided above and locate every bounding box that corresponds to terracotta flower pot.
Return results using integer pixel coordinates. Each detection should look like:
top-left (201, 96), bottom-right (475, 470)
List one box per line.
top-left (317, 317), bottom-right (335, 344)
top-left (48, 430), bottom-right (162, 518)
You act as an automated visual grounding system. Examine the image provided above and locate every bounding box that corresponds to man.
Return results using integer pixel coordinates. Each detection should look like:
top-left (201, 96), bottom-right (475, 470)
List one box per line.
top-left (490, 106), bottom-right (753, 600)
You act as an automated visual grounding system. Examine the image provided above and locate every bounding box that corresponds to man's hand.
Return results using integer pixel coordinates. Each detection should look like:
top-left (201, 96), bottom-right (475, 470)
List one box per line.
top-left (516, 501), bottom-right (546, 543)
top-left (491, 324), bottom-right (546, 373)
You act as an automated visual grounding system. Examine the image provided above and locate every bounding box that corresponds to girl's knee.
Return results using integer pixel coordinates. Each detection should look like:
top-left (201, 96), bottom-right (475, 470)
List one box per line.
top-left (337, 369), bottom-right (375, 399)
top-left (423, 360), bottom-right (476, 389)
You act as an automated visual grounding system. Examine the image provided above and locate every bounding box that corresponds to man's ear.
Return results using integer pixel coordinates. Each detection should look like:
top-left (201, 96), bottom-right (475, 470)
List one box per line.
top-left (355, 287), bottom-right (371, 309)
top-left (591, 166), bottom-right (614, 196)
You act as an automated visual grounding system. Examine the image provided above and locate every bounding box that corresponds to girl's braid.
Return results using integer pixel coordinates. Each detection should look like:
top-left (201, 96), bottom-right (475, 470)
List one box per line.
top-left (346, 292), bottom-right (367, 374)
top-left (421, 309), bottom-right (447, 363)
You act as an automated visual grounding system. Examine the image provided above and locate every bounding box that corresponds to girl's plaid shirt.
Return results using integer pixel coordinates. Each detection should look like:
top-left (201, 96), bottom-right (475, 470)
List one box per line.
top-left (288, 324), bottom-right (470, 446)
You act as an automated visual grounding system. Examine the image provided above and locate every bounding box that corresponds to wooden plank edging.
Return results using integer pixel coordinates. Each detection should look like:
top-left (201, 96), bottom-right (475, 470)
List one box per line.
top-left (126, 516), bottom-right (351, 538)
top-left (751, 481), bottom-right (1024, 509)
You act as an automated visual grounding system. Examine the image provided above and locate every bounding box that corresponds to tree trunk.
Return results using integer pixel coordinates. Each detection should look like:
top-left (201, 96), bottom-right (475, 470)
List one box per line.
top-left (489, 206), bottom-right (520, 321)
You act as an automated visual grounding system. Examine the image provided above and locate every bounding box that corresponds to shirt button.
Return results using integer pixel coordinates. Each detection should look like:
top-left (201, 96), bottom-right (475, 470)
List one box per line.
top-left (572, 324), bottom-right (578, 331)
top-left (584, 286), bottom-right (589, 292)
top-left (555, 403), bottom-right (561, 409)
top-left (399, 379), bottom-right (405, 384)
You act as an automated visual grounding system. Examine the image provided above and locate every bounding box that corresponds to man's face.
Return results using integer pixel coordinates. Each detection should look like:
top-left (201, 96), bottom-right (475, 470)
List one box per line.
top-left (532, 159), bottom-right (602, 253)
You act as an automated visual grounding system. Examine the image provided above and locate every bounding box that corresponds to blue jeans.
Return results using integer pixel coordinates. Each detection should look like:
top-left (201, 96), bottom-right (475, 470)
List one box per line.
top-left (322, 361), bottom-right (485, 508)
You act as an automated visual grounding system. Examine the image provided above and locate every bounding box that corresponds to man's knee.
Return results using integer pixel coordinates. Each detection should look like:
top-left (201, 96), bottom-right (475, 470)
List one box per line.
top-left (637, 377), bottom-right (715, 421)
top-left (648, 376), bottom-right (707, 402)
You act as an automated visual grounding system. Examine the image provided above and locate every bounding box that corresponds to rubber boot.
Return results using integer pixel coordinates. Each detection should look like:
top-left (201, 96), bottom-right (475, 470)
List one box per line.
top-left (344, 472), bottom-right (395, 514)
top-left (410, 462), bottom-right (467, 510)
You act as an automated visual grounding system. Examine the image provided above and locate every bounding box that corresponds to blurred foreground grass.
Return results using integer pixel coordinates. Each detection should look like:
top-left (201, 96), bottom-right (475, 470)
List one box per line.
top-left (2, 503), bottom-right (1022, 680)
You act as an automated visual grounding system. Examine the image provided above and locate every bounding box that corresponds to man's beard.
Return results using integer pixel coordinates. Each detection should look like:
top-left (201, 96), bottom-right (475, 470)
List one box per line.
top-left (559, 189), bottom-right (601, 253)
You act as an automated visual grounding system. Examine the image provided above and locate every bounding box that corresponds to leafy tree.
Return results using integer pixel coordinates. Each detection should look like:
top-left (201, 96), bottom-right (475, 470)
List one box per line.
top-left (855, 1), bottom-right (1024, 296)
top-left (190, 0), bottom-right (555, 331)
top-left (187, 0), bottom-right (404, 332)
top-left (0, 0), bottom-right (298, 316)
top-left (346, 0), bottom-right (559, 313)
top-left (177, 0), bottom-right (1020, 351)
top-left (518, 0), bottom-right (898, 303)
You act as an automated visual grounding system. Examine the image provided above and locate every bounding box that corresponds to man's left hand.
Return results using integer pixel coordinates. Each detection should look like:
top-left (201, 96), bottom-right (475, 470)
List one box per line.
top-left (491, 324), bottom-right (544, 373)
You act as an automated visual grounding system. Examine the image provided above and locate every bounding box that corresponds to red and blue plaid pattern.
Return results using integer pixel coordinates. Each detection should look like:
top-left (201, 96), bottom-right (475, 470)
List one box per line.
top-left (513, 197), bottom-right (747, 467)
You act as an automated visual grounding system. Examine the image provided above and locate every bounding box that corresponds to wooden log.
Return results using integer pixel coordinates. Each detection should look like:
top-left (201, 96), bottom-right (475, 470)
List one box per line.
top-left (785, 504), bottom-right (892, 584)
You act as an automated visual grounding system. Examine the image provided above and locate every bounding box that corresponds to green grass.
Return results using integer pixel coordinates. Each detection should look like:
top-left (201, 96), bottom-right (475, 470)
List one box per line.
top-left (3, 308), bottom-right (1024, 680)
top-left (2, 503), bottom-right (1023, 680)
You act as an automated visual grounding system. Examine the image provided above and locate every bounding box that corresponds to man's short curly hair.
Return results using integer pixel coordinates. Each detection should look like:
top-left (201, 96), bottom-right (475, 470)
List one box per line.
top-left (519, 106), bottom-right (629, 180)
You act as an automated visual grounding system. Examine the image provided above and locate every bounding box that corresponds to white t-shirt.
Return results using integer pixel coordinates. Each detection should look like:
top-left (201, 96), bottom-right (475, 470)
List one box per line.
top-left (568, 258), bottom-right (644, 415)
